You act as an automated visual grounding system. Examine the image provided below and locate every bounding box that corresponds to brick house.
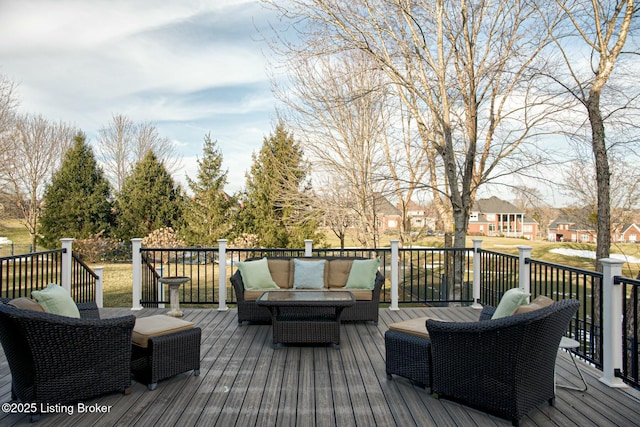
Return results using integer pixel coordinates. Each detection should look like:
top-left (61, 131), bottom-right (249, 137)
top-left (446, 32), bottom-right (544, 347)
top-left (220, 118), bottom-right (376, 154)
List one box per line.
top-left (467, 196), bottom-right (539, 240)
top-left (547, 214), bottom-right (596, 242)
top-left (614, 224), bottom-right (640, 243)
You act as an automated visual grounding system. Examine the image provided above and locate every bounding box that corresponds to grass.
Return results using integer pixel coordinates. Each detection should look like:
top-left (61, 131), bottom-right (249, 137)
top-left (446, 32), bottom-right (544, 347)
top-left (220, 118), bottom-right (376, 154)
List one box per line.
top-left (0, 219), bottom-right (32, 244)
top-left (3, 220), bottom-right (640, 307)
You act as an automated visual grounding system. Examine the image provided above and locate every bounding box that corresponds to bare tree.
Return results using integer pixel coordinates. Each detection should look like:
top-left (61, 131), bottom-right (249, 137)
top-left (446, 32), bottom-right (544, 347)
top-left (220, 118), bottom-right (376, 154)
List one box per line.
top-left (315, 179), bottom-right (355, 250)
top-left (0, 114), bottom-right (75, 249)
top-left (273, 51), bottom-right (388, 247)
top-left (0, 75), bottom-right (19, 223)
top-left (538, 0), bottom-right (637, 265)
top-left (96, 114), bottom-right (180, 193)
top-left (265, 0), bottom-right (560, 249)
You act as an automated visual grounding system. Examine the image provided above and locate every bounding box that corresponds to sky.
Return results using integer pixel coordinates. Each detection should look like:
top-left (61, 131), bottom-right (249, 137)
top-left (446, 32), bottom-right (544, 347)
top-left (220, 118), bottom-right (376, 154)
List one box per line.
top-left (0, 0), bottom-right (280, 193)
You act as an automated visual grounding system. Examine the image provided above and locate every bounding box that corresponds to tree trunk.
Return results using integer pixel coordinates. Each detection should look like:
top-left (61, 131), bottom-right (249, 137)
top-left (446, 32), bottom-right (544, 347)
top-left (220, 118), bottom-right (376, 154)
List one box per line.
top-left (586, 91), bottom-right (611, 268)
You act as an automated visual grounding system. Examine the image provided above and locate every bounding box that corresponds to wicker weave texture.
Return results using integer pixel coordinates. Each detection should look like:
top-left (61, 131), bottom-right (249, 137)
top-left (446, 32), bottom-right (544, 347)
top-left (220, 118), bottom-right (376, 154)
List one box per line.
top-left (230, 256), bottom-right (384, 324)
top-left (427, 299), bottom-right (580, 426)
top-left (0, 300), bottom-right (135, 414)
top-left (384, 330), bottom-right (432, 387)
top-left (131, 327), bottom-right (201, 389)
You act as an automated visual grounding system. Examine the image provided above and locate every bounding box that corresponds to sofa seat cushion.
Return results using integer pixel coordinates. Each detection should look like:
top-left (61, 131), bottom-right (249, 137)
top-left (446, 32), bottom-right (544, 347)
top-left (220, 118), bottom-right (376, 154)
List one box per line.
top-left (329, 288), bottom-right (372, 301)
top-left (132, 315), bottom-right (195, 348)
top-left (388, 316), bottom-right (442, 340)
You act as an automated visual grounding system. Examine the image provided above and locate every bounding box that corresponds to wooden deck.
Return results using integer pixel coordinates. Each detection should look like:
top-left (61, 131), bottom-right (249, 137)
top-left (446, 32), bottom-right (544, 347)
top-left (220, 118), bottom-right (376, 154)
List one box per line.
top-left (1, 306), bottom-right (639, 426)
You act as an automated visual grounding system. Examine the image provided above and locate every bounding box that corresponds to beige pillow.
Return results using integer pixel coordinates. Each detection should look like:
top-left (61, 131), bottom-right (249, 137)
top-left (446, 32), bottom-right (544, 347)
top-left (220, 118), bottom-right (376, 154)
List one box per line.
top-left (327, 259), bottom-right (353, 288)
top-left (514, 295), bottom-right (554, 314)
top-left (267, 259), bottom-right (293, 289)
top-left (8, 297), bottom-right (46, 312)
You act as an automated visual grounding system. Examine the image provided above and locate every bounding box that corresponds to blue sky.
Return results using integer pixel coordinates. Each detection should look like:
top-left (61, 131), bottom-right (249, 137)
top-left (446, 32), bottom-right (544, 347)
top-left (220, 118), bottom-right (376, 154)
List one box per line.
top-left (0, 0), bottom-right (279, 192)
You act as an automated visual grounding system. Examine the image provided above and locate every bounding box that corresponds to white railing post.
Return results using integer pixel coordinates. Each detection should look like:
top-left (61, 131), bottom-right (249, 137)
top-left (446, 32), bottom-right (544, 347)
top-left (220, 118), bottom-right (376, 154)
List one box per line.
top-left (472, 239), bottom-right (483, 309)
top-left (599, 258), bottom-right (627, 388)
top-left (60, 238), bottom-right (73, 293)
top-left (94, 266), bottom-right (104, 308)
top-left (131, 238), bottom-right (143, 310)
top-left (218, 239), bottom-right (228, 311)
top-left (518, 246), bottom-right (532, 301)
top-left (304, 239), bottom-right (313, 257)
top-left (390, 240), bottom-right (399, 311)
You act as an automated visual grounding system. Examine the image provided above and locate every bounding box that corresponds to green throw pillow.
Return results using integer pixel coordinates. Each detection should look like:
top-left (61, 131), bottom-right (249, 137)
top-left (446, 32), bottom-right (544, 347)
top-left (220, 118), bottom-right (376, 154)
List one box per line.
top-left (345, 258), bottom-right (379, 290)
top-left (293, 259), bottom-right (326, 289)
top-left (491, 287), bottom-right (530, 319)
top-left (237, 258), bottom-right (279, 290)
top-left (31, 283), bottom-right (80, 318)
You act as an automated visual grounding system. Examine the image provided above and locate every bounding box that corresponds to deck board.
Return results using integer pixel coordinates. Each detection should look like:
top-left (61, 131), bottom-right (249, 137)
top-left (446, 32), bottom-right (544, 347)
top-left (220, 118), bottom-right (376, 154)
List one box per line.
top-left (0, 307), bottom-right (639, 427)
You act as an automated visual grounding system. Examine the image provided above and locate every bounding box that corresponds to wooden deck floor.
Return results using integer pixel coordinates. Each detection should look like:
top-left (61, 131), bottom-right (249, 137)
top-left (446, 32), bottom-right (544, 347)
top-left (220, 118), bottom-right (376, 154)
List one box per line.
top-left (1, 306), bottom-right (639, 427)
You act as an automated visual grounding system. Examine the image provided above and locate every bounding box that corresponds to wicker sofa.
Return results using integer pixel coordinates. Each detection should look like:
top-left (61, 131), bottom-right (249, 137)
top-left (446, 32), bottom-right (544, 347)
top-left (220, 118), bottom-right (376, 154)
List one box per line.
top-left (230, 256), bottom-right (385, 324)
top-left (0, 297), bottom-right (135, 421)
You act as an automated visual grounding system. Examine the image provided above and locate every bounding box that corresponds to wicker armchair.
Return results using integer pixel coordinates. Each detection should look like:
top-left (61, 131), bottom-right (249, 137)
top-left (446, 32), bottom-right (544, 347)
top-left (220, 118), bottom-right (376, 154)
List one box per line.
top-left (0, 299), bottom-right (136, 421)
top-left (427, 299), bottom-right (580, 427)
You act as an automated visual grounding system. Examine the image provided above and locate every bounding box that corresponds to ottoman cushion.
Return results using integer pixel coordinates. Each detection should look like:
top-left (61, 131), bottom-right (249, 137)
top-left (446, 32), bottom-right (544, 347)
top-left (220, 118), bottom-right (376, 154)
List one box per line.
top-left (132, 315), bottom-right (195, 348)
top-left (388, 316), bottom-right (442, 339)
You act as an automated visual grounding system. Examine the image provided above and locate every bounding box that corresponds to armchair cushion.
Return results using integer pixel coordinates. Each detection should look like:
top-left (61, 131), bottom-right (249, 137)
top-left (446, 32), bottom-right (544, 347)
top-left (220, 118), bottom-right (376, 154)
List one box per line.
top-left (491, 287), bottom-right (529, 319)
top-left (31, 283), bottom-right (80, 318)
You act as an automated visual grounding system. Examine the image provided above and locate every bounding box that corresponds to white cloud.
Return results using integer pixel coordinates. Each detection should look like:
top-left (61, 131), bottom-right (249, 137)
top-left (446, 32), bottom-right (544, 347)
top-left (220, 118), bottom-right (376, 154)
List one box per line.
top-left (0, 0), bottom-right (279, 194)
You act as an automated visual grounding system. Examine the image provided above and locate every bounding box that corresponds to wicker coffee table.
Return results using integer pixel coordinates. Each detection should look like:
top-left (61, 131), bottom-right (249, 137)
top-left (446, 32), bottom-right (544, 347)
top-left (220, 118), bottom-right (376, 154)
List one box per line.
top-left (256, 290), bottom-right (355, 348)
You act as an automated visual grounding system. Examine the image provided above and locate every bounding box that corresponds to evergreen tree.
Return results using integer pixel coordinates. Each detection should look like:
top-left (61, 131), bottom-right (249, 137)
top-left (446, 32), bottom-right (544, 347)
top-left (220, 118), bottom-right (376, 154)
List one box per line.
top-left (182, 133), bottom-right (235, 245)
top-left (115, 150), bottom-right (183, 241)
top-left (238, 121), bottom-right (324, 248)
top-left (39, 131), bottom-right (114, 248)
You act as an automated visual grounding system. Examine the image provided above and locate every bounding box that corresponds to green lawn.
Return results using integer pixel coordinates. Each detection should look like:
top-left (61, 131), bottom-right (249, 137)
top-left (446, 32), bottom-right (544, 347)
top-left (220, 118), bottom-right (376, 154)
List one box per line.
top-left (3, 220), bottom-right (640, 307)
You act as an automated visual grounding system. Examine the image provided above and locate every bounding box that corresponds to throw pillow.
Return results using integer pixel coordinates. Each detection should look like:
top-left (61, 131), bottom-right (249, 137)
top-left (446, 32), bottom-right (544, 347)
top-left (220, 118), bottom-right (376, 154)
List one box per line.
top-left (31, 283), bottom-right (80, 318)
top-left (7, 297), bottom-right (46, 312)
top-left (514, 295), bottom-right (554, 314)
top-left (237, 257), bottom-right (279, 290)
top-left (491, 287), bottom-right (530, 319)
top-left (345, 258), bottom-right (380, 290)
top-left (293, 259), bottom-right (326, 289)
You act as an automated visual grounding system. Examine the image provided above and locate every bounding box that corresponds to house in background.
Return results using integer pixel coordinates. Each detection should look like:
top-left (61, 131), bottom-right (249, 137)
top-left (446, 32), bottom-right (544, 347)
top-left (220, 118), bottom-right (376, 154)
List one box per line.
top-left (614, 224), bottom-right (640, 243)
top-left (468, 196), bottom-right (538, 240)
top-left (374, 193), bottom-right (402, 232)
top-left (547, 213), bottom-right (596, 242)
top-left (398, 200), bottom-right (437, 231)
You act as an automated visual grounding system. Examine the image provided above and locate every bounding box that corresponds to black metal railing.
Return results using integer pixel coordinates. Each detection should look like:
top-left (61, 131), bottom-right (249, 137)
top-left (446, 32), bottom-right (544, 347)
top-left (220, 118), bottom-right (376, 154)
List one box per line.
top-left (478, 249), bottom-right (519, 306)
top-left (618, 275), bottom-right (640, 389)
top-left (71, 252), bottom-right (98, 303)
top-left (0, 249), bottom-right (64, 299)
top-left (528, 259), bottom-right (603, 368)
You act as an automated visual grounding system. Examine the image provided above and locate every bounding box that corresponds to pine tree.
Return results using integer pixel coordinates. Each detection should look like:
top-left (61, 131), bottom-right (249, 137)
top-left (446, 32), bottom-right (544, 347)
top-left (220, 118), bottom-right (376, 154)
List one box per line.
top-left (115, 151), bottom-right (183, 241)
top-left (39, 131), bottom-right (114, 248)
top-left (182, 133), bottom-right (235, 245)
top-left (238, 121), bottom-right (324, 248)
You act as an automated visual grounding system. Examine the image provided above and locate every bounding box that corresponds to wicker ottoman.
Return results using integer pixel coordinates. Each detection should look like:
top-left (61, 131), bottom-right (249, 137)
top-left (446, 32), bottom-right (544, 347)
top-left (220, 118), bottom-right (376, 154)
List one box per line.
top-left (131, 315), bottom-right (201, 390)
top-left (385, 317), bottom-right (434, 388)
